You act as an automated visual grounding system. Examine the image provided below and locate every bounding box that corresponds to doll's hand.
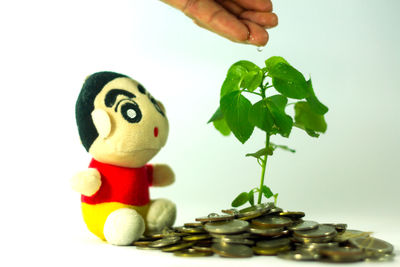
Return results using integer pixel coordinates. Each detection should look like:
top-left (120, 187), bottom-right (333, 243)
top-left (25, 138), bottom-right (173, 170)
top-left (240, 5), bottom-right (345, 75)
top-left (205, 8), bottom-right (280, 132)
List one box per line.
top-left (152, 164), bottom-right (175, 187)
top-left (70, 168), bottom-right (102, 196)
top-left (160, 0), bottom-right (278, 46)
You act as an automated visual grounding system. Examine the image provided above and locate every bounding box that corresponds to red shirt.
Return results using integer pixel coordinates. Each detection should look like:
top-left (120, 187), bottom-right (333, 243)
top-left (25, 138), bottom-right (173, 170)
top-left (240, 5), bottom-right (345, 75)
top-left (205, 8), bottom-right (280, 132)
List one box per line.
top-left (81, 159), bottom-right (153, 206)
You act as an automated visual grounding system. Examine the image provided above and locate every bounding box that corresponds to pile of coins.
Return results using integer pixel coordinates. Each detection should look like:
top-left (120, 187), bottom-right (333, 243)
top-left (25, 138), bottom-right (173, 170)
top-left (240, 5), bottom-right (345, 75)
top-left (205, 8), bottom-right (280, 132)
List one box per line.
top-left (133, 203), bottom-right (395, 262)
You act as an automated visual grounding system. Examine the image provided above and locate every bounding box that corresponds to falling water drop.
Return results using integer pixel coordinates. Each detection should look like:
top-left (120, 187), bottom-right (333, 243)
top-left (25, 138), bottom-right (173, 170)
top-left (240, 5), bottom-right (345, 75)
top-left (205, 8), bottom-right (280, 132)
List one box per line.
top-left (257, 46), bottom-right (265, 52)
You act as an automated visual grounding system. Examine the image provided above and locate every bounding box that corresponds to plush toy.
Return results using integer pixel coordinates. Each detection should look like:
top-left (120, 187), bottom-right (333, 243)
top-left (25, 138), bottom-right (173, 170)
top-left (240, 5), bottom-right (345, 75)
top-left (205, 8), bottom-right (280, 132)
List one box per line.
top-left (71, 71), bottom-right (176, 246)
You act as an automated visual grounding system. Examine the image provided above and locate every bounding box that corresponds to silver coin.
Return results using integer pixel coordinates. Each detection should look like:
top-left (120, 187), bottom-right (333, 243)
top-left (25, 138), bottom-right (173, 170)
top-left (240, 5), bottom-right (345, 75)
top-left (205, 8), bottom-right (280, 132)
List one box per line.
top-left (278, 249), bottom-right (320, 261)
top-left (293, 224), bottom-right (337, 238)
top-left (210, 232), bottom-right (253, 239)
top-left (212, 243), bottom-right (253, 258)
top-left (237, 203), bottom-right (273, 220)
top-left (321, 223), bottom-right (347, 233)
top-left (249, 224), bottom-right (287, 237)
top-left (256, 237), bottom-right (291, 249)
top-left (175, 226), bottom-right (206, 234)
top-left (204, 219), bottom-right (249, 234)
top-left (349, 236), bottom-right (394, 257)
top-left (148, 236), bottom-right (181, 248)
top-left (267, 207), bottom-right (283, 214)
top-left (288, 220), bottom-right (319, 231)
top-left (252, 215), bottom-right (293, 228)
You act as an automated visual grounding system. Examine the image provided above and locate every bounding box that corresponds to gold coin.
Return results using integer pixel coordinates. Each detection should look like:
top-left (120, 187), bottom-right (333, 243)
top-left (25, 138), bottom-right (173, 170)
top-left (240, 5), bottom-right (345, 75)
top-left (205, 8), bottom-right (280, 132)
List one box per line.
top-left (148, 236), bottom-right (181, 248)
top-left (256, 237), bottom-right (291, 249)
top-left (192, 245), bottom-right (213, 253)
top-left (182, 234), bottom-right (212, 241)
top-left (334, 229), bottom-right (371, 243)
top-left (320, 247), bottom-right (365, 262)
top-left (196, 213), bottom-right (235, 222)
top-left (349, 236), bottom-right (394, 257)
top-left (184, 222), bottom-right (203, 228)
top-left (132, 241), bottom-right (152, 247)
top-left (162, 242), bottom-right (195, 252)
top-left (279, 211), bottom-right (305, 219)
top-left (278, 249), bottom-right (320, 261)
top-left (173, 249), bottom-right (213, 257)
top-left (212, 243), bottom-right (253, 258)
top-left (253, 245), bottom-right (291, 255)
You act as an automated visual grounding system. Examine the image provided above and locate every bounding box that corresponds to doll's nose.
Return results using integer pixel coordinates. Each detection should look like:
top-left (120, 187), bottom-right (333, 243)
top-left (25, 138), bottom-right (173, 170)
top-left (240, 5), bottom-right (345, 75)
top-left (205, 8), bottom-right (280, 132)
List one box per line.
top-left (154, 127), bottom-right (159, 138)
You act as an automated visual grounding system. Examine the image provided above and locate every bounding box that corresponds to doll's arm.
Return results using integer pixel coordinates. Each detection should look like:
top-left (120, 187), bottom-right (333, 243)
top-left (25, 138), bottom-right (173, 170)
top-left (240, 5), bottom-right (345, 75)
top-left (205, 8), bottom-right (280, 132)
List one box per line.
top-left (152, 164), bottom-right (175, 187)
top-left (70, 168), bottom-right (102, 196)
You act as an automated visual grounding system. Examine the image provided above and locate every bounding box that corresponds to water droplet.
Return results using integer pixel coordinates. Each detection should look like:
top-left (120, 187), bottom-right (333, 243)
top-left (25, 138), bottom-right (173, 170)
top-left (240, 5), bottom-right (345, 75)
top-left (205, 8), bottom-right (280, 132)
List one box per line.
top-left (257, 46), bottom-right (265, 52)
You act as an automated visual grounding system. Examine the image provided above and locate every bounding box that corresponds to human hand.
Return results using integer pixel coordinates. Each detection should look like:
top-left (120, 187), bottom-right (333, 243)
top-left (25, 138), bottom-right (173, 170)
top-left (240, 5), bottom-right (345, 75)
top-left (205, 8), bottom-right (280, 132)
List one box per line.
top-left (160, 0), bottom-right (278, 46)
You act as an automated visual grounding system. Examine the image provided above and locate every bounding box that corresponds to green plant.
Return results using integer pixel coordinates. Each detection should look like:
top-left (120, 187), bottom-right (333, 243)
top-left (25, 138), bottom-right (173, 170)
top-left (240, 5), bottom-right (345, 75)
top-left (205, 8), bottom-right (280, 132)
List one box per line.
top-left (208, 56), bottom-right (328, 207)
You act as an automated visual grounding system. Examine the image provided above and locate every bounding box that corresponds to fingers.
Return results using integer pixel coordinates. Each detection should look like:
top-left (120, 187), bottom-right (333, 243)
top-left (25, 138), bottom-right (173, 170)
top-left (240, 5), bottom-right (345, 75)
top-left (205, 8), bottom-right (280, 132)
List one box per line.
top-left (240, 11), bottom-right (278, 28)
top-left (242, 19), bottom-right (269, 46)
top-left (232, 0), bottom-right (273, 12)
top-left (215, 0), bottom-right (244, 16)
top-left (184, 0), bottom-right (250, 43)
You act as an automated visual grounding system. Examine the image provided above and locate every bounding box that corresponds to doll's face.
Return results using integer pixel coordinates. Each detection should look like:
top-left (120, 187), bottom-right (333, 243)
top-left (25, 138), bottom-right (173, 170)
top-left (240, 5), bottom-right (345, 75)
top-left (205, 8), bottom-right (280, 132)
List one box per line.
top-left (88, 77), bottom-right (169, 167)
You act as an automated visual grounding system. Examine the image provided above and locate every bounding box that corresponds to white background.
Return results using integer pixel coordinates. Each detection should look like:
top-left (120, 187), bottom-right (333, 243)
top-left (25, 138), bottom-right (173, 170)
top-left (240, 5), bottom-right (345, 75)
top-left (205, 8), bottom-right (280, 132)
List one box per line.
top-left (0, 0), bottom-right (399, 266)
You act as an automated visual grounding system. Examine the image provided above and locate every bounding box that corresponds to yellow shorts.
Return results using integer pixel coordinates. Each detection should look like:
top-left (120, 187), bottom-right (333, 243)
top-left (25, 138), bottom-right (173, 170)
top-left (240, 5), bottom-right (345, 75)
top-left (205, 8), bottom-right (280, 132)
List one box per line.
top-left (81, 202), bottom-right (151, 240)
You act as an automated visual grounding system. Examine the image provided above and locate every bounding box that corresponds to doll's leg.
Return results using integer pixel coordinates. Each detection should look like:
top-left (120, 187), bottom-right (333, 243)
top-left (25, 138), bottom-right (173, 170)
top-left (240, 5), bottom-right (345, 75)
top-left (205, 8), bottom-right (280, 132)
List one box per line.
top-left (103, 208), bottom-right (145, 245)
top-left (146, 198), bottom-right (176, 232)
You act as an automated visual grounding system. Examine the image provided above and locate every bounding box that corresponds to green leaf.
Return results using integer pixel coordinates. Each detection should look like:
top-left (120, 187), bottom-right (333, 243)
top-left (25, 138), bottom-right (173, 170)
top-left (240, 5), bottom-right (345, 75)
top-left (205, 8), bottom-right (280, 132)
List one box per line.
top-left (230, 61), bottom-right (263, 92)
top-left (305, 79), bottom-right (329, 115)
top-left (248, 190), bottom-right (254, 206)
top-left (268, 63), bottom-right (310, 99)
top-left (242, 70), bottom-right (263, 92)
top-left (213, 118), bottom-right (231, 136)
top-left (270, 142), bottom-right (296, 153)
top-left (265, 56), bottom-right (290, 72)
top-left (220, 91), bottom-right (254, 144)
top-left (246, 148), bottom-right (267, 159)
top-left (294, 101), bottom-right (327, 134)
top-left (266, 96), bottom-right (293, 138)
top-left (248, 100), bottom-right (274, 132)
top-left (261, 185), bottom-right (273, 198)
top-left (221, 65), bottom-right (247, 97)
top-left (231, 192), bottom-right (249, 207)
top-left (267, 95), bottom-right (288, 110)
top-left (208, 107), bottom-right (224, 123)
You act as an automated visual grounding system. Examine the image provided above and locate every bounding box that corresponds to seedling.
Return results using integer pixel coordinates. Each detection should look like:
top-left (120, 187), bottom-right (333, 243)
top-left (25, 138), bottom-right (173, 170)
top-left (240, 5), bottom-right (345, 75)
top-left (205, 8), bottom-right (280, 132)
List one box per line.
top-left (208, 56), bottom-right (328, 207)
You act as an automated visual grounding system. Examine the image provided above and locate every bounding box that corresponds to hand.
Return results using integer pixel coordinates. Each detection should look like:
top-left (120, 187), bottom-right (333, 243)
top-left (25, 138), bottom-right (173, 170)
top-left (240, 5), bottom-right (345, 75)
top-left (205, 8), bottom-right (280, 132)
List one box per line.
top-left (70, 168), bottom-right (101, 196)
top-left (152, 164), bottom-right (175, 187)
top-left (161, 0), bottom-right (278, 46)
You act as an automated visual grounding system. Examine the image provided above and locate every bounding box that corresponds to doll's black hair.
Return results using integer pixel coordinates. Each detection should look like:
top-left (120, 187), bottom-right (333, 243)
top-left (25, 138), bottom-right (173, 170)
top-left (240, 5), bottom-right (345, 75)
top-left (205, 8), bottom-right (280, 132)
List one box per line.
top-left (75, 71), bottom-right (127, 151)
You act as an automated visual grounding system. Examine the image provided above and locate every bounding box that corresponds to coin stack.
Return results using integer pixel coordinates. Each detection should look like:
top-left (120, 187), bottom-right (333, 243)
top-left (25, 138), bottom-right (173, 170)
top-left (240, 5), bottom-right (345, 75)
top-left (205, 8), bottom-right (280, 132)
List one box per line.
top-left (132, 203), bottom-right (395, 262)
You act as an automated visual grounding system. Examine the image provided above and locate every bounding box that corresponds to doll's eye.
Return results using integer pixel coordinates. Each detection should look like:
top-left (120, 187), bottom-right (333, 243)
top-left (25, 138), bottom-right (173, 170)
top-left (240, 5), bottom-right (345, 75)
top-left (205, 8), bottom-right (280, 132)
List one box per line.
top-left (121, 102), bottom-right (142, 123)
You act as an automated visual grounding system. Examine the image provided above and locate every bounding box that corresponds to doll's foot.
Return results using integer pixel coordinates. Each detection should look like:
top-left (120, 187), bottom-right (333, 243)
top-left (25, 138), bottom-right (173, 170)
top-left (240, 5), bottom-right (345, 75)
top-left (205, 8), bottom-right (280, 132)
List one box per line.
top-left (103, 208), bottom-right (145, 245)
top-left (146, 198), bottom-right (176, 232)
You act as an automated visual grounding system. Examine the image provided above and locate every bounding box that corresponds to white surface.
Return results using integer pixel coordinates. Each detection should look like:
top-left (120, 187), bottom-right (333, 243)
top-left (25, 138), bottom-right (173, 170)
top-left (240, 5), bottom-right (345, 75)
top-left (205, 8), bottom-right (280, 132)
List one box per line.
top-left (0, 0), bottom-right (399, 266)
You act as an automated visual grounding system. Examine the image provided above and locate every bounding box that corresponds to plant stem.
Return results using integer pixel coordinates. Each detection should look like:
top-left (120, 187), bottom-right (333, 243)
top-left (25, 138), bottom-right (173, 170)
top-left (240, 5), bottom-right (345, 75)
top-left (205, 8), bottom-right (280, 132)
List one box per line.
top-left (257, 132), bottom-right (270, 204)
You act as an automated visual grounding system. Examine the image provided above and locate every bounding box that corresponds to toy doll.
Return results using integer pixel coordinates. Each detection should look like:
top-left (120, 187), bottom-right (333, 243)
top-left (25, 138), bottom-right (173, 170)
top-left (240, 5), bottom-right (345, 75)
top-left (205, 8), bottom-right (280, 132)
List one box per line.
top-left (71, 71), bottom-right (176, 245)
